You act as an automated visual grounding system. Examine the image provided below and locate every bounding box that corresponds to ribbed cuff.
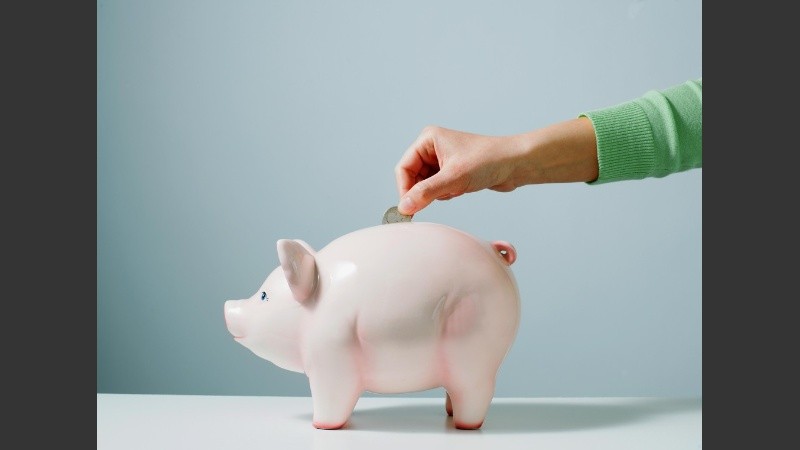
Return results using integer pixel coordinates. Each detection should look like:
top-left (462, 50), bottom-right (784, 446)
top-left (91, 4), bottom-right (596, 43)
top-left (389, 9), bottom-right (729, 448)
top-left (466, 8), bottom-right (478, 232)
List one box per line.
top-left (580, 101), bottom-right (656, 184)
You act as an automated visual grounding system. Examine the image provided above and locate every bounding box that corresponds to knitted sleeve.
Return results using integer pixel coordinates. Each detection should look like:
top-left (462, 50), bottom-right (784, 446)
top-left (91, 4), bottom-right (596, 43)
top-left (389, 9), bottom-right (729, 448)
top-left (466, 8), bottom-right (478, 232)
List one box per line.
top-left (579, 78), bottom-right (702, 184)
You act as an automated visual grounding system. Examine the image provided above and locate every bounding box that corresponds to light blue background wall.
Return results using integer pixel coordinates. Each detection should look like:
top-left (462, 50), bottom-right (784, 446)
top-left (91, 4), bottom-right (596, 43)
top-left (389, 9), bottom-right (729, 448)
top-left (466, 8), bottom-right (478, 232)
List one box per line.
top-left (98, 0), bottom-right (701, 397)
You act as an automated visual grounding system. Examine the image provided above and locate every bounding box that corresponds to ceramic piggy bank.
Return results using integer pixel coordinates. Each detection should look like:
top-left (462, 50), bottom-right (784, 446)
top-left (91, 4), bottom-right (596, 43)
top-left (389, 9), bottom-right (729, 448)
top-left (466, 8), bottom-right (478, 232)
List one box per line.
top-left (223, 222), bottom-right (521, 430)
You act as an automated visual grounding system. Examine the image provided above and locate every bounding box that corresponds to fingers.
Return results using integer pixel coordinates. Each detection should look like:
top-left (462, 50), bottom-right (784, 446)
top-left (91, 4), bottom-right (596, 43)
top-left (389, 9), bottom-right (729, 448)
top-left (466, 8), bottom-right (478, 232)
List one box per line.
top-left (436, 192), bottom-right (463, 201)
top-left (394, 127), bottom-right (440, 199)
top-left (395, 126), bottom-right (473, 215)
top-left (398, 171), bottom-right (458, 215)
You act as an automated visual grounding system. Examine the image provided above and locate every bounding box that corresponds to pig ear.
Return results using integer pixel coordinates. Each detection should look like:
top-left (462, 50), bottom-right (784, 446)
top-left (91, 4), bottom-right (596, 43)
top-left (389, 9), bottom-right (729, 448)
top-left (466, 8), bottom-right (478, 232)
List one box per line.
top-left (293, 239), bottom-right (316, 256)
top-left (277, 239), bottom-right (318, 302)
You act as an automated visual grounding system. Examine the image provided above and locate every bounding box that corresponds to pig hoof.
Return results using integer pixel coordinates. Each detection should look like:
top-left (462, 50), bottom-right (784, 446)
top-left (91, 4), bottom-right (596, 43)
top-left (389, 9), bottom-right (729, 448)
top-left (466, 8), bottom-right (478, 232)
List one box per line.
top-left (313, 421), bottom-right (347, 430)
top-left (454, 420), bottom-right (483, 430)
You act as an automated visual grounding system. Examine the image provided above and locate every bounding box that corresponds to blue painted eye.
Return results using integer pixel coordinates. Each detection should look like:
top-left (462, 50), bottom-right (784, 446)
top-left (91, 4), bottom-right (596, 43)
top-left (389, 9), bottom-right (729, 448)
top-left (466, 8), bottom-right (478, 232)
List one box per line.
top-left (261, 291), bottom-right (268, 301)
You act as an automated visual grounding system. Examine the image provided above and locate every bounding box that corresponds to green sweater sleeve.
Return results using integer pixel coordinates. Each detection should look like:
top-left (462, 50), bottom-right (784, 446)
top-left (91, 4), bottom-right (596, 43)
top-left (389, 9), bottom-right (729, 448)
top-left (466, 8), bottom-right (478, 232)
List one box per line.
top-left (579, 78), bottom-right (702, 184)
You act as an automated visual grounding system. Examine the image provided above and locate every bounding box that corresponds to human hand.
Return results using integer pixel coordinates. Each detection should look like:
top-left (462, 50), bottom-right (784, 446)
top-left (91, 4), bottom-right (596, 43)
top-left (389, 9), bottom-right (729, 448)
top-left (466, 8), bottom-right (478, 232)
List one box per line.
top-left (394, 119), bottom-right (598, 215)
top-left (394, 126), bottom-right (525, 215)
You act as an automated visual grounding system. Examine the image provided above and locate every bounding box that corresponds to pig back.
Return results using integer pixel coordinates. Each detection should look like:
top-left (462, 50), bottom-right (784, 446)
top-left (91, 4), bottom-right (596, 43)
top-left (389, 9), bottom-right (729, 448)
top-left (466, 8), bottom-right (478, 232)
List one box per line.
top-left (311, 222), bottom-right (520, 340)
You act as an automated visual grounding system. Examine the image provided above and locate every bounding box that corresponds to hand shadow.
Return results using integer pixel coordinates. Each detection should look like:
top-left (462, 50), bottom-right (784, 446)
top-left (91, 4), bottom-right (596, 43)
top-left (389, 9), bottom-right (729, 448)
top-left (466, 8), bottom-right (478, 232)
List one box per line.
top-left (297, 398), bottom-right (700, 434)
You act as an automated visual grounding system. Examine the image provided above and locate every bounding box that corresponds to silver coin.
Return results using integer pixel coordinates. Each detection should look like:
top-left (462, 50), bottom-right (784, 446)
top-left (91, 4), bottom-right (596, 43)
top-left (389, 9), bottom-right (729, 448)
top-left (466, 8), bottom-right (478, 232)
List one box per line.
top-left (382, 206), bottom-right (413, 224)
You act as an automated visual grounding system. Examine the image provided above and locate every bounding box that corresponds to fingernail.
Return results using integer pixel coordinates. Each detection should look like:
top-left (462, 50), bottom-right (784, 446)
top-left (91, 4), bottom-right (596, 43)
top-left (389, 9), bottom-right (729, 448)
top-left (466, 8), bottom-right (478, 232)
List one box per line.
top-left (398, 196), bottom-right (415, 215)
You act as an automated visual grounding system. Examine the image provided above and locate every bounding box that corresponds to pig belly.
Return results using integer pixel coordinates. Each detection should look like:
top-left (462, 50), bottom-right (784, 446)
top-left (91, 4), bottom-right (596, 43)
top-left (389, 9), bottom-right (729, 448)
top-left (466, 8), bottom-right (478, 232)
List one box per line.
top-left (359, 339), bottom-right (441, 394)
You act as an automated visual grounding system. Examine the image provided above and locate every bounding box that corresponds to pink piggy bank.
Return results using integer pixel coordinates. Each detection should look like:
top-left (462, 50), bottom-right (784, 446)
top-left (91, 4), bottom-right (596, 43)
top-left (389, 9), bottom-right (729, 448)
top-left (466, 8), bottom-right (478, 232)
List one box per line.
top-left (224, 222), bottom-right (520, 430)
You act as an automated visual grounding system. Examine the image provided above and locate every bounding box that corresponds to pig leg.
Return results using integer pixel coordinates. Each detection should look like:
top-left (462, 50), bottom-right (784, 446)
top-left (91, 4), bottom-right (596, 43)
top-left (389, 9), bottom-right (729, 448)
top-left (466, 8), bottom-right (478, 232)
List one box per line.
top-left (444, 378), bottom-right (495, 430)
top-left (305, 339), bottom-right (363, 429)
top-left (445, 391), bottom-right (453, 416)
top-left (441, 341), bottom-right (498, 429)
top-left (308, 375), bottom-right (360, 430)
top-left (439, 295), bottom-right (499, 429)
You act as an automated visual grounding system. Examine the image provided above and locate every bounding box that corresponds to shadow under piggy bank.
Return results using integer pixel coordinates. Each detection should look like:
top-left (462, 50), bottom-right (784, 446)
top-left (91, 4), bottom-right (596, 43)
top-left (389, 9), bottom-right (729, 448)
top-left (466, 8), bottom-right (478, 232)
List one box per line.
top-left (296, 398), bottom-right (700, 434)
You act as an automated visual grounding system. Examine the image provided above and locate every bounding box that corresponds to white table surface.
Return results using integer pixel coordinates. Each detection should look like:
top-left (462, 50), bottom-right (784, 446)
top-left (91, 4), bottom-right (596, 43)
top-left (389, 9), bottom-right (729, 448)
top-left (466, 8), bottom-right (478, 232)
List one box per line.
top-left (97, 394), bottom-right (701, 450)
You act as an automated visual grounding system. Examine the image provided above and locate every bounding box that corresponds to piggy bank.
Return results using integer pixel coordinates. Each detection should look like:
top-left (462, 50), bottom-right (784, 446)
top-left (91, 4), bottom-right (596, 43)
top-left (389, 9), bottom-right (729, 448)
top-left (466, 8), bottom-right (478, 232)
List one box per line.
top-left (224, 222), bottom-right (521, 430)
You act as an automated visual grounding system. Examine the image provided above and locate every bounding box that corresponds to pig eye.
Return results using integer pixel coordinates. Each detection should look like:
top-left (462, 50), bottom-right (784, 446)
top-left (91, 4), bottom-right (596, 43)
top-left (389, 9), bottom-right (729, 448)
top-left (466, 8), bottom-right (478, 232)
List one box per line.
top-left (261, 291), bottom-right (268, 301)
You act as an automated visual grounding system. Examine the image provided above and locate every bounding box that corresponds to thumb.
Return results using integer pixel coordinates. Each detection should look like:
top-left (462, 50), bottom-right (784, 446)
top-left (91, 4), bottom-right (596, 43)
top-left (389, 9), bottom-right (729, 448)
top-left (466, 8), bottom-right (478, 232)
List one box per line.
top-left (398, 172), bottom-right (454, 215)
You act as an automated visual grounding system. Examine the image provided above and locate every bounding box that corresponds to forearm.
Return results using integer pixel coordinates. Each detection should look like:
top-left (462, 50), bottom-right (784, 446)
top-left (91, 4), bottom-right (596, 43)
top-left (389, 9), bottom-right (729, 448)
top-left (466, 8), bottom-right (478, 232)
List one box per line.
top-left (505, 117), bottom-right (599, 186)
top-left (505, 79), bottom-right (703, 188)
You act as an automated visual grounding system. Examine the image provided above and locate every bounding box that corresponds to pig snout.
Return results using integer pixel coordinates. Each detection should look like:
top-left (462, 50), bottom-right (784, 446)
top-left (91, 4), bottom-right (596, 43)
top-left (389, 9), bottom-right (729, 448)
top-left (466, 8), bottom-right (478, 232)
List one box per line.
top-left (224, 300), bottom-right (246, 339)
